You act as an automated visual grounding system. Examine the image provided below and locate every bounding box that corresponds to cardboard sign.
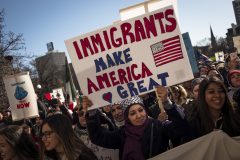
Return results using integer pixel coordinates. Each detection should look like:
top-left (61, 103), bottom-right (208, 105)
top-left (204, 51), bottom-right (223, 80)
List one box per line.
top-left (3, 72), bottom-right (39, 121)
top-left (65, 6), bottom-right (193, 108)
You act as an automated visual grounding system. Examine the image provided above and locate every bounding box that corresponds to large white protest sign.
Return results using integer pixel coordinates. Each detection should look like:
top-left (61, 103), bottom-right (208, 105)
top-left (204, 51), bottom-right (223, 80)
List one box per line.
top-left (65, 5), bottom-right (193, 108)
top-left (3, 72), bottom-right (39, 121)
top-left (149, 131), bottom-right (240, 160)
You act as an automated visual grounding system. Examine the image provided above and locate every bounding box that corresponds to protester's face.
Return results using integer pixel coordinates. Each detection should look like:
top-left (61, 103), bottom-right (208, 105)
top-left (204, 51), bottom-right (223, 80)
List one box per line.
top-left (103, 105), bottom-right (111, 113)
top-left (111, 104), bottom-right (124, 122)
top-left (41, 123), bottom-right (61, 151)
top-left (0, 135), bottom-right (15, 160)
top-left (200, 67), bottom-right (208, 75)
top-left (228, 57), bottom-right (240, 70)
top-left (171, 87), bottom-right (180, 101)
top-left (205, 83), bottom-right (225, 112)
top-left (230, 73), bottom-right (240, 87)
top-left (128, 104), bottom-right (146, 126)
top-left (22, 124), bottom-right (31, 135)
top-left (208, 70), bottom-right (218, 77)
top-left (193, 84), bottom-right (200, 99)
top-left (78, 110), bottom-right (86, 127)
top-left (35, 117), bottom-right (43, 126)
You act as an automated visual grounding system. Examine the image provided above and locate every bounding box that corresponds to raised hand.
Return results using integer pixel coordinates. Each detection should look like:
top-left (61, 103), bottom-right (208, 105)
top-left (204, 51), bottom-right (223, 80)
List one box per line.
top-left (155, 85), bottom-right (168, 103)
top-left (158, 111), bottom-right (168, 122)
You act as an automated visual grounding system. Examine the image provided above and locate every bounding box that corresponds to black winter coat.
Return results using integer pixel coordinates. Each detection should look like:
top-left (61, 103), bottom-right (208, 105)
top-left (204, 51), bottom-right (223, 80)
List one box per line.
top-left (86, 105), bottom-right (189, 160)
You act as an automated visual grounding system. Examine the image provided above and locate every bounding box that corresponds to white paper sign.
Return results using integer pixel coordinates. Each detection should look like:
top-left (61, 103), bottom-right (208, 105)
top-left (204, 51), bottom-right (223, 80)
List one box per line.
top-left (65, 6), bottom-right (193, 109)
top-left (233, 36), bottom-right (240, 54)
top-left (3, 72), bottom-right (39, 121)
top-left (215, 51), bottom-right (224, 62)
top-left (51, 88), bottom-right (65, 103)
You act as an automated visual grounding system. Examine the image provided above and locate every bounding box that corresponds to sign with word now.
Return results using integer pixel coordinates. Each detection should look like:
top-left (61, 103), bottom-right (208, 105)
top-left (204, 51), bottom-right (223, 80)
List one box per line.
top-left (3, 72), bottom-right (39, 121)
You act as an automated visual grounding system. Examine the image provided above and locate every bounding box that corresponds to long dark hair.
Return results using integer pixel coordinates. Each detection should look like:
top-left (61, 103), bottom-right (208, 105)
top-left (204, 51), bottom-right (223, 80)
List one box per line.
top-left (197, 77), bottom-right (240, 136)
top-left (41, 114), bottom-right (97, 160)
top-left (0, 125), bottom-right (40, 160)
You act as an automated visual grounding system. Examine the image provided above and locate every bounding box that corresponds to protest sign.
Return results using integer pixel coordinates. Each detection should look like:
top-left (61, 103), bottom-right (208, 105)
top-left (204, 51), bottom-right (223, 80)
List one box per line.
top-left (65, 5), bottom-right (193, 108)
top-left (233, 35), bottom-right (240, 54)
top-left (51, 88), bottom-right (65, 103)
top-left (215, 51), bottom-right (224, 62)
top-left (149, 131), bottom-right (240, 160)
top-left (119, 0), bottom-right (179, 22)
top-left (182, 32), bottom-right (199, 74)
top-left (3, 72), bottom-right (39, 121)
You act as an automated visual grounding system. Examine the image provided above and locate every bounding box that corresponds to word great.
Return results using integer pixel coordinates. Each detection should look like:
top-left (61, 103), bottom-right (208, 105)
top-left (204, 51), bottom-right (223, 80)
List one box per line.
top-left (117, 72), bottom-right (169, 98)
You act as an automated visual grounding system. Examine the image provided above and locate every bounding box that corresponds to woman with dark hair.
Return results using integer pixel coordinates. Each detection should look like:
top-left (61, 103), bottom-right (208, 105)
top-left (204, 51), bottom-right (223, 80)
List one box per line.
top-left (85, 86), bottom-right (189, 160)
top-left (188, 76), bottom-right (240, 138)
top-left (40, 114), bottom-right (97, 160)
top-left (0, 125), bottom-right (40, 160)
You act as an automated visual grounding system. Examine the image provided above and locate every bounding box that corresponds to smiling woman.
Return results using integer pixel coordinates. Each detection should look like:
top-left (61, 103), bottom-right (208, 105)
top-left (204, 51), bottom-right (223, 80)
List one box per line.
top-left (40, 114), bottom-right (97, 160)
top-left (0, 125), bottom-right (40, 160)
top-left (187, 77), bottom-right (240, 139)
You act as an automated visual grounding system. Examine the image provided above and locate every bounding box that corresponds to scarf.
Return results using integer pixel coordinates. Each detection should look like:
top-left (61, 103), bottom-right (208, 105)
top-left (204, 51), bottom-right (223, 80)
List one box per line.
top-left (122, 117), bottom-right (149, 160)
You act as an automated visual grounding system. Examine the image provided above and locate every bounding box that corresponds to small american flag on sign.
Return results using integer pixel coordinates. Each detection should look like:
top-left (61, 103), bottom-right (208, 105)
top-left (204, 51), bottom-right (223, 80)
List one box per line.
top-left (151, 36), bottom-right (184, 67)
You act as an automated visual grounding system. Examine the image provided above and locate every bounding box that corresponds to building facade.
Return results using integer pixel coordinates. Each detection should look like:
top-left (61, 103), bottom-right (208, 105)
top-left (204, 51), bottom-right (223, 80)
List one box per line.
top-left (233, 0), bottom-right (240, 25)
top-left (35, 52), bottom-right (67, 91)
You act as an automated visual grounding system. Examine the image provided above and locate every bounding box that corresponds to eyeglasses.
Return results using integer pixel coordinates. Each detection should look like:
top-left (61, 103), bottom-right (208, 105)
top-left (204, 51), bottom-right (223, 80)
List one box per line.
top-left (40, 131), bottom-right (54, 139)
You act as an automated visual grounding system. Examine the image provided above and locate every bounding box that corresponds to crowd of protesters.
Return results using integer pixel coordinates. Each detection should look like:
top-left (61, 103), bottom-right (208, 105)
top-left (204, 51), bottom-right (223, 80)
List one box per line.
top-left (0, 50), bottom-right (240, 160)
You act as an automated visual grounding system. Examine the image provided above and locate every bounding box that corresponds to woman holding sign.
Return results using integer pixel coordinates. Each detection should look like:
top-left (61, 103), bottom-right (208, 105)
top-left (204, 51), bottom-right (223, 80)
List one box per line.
top-left (85, 86), bottom-right (189, 160)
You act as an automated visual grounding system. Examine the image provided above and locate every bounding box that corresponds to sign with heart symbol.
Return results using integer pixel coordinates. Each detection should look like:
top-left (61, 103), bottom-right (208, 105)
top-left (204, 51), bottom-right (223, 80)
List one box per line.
top-left (102, 92), bottom-right (112, 103)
